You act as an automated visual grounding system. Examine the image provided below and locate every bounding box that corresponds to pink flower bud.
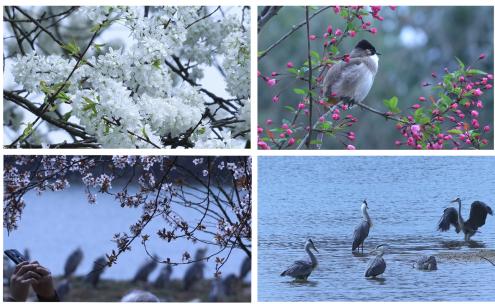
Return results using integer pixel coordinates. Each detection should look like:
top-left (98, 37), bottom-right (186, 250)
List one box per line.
top-left (370, 28), bottom-right (377, 34)
top-left (279, 133), bottom-right (286, 138)
top-left (309, 34), bottom-right (316, 40)
top-left (482, 139), bottom-right (488, 145)
top-left (332, 113), bottom-right (340, 120)
top-left (266, 119), bottom-right (273, 125)
top-left (472, 119), bottom-right (480, 129)
top-left (471, 110), bottom-right (479, 118)
top-left (395, 140), bottom-right (401, 146)
top-left (347, 144), bottom-right (356, 150)
top-left (297, 103), bottom-right (305, 110)
top-left (412, 104), bottom-right (421, 109)
top-left (323, 33), bottom-right (329, 39)
top-left (411, 124), bottom-right (421, 135)
top-left (272, 95), bottom-right (279, 103)
top-left (479, 53), bottom-right (486, 60)
top-left (282, 123), bottom-right (289, 129)
top-left (473, 88), bottom-right (483, 96)
top-left (267, 78), bottom-right (276, 87)
top-left (418, 96), bottom-right (426, 102)
top-left (476, 100), bottom-right (483, 108)
top-left (333, 6), bottom-right (341, 14)
top-left (335, 29), bottom-right (342, 36)
top-left (483, 125), bottom-right (491, 133)
top-left (319, 116), bottom-right (325, 122)
top-left (286, 129), bottom-right (293, 135)
top-left (257, 127), bottom-right (263, 134)
top-left (327, 25), bottom-right (333, 34)
top-left (486, 84), bottom-right (493, 90)
top-left (348, 30), bottom-right (356, 37)
top-left (288, 138), bottom-right (295, 146)
top-left (287, 61), bottom-right (294, 68)
top-left (330, 37), bottom-right (337, 44)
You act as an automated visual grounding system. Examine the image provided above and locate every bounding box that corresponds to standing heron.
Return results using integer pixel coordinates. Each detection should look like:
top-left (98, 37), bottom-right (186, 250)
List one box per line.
top-left (183, 248), bottom-right (207, 291)
top-left (153, 264), bottom-right (173, 288)
top-left (85, 256), bottom-right (107, 288)
top-left (239, 256), bottom-right (251, 280)
top-left (414, 256), bottom-right (437, 271)
top-left (280, 239), bottom-right (318, 281)
top-left (438, 198), bottom-right (493, 241)
top-left (352, 200), bottom-right (372, 253)
top-left (365, 244), bottom-right (388, 278)
top-left (64, 247), bottom-right (83, 278)
top-left (133, 255), bottom-right (159, 283)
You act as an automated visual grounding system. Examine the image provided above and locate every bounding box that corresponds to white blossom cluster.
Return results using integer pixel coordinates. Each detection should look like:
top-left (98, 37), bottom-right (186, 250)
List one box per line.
top-left (10, 6), bottom-right (250, 148)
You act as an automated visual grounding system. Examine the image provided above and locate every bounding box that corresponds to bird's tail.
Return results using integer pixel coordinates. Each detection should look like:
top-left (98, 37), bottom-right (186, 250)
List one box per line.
top-left (280, 270), bottom-right (287, 277)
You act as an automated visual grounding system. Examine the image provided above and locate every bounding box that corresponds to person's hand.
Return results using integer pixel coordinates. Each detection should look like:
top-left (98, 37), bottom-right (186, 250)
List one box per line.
top-left (10, 261), bottom-right (41, 301)
top-left (29, 261), bottom-right (57, 300)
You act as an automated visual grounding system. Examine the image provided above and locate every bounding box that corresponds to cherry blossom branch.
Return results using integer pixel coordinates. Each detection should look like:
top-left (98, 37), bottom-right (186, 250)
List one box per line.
top-left (258, 6), bottom-right (282, 32)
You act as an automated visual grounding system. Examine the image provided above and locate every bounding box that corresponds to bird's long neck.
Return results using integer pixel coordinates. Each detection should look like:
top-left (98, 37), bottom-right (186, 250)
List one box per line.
top-left (457, 200), bottom-right (465, 228)
top-left (305, 245), bottom-right (318, 268)
top-left (362, 206), bottom-right (372, 226)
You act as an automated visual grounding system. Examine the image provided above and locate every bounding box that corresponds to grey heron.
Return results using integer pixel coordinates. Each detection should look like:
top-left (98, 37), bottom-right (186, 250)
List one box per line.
top-left (438, 198), bottom-right (493, 241)
top-left (64, 247), bottom-right (83, 278)
top-left (353, 200), bottom-right (372, 252)
top-left (132, 255), bottom-right (158, 283)
top-left (239, 256), bottom-right (251, 280)
top-left (365, 244), bottom-right (388, 278)
top-left (413, 255), bottom-right (437, 271)
top-left (280, 239), bottom-right (318, 281)
top-left (85, 256), bottom-right (106, 288)
top-left (153, 264), bottom-right (173, 288)
top-left (183, 248), bottom-right (207, 291)
top-left (56, 278), bottom-right (71, 301)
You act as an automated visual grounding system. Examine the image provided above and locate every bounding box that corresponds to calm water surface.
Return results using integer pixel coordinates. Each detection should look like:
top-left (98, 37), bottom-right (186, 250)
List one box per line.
top-left (258, 157), bottom-right (495, 301)
top-left (3, 186), bottom-right (247, 281)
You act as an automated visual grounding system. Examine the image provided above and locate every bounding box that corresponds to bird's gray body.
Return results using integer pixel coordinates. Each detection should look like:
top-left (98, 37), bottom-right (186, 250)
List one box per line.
top-left (133, 256), bottom-right (158, 283)
top-left (281, 239), bottom-right (318, 281)
top-left (56, 279), bottom-right (71, 301)
top-left (183, 248), bottom-right (207, 290)
top-left (352, 201), bottom-right (372, 252)
top-left (153, 264), bottom-right (172, 288)
top-left (323, 52), bottom-right (378, 103)
top-left (365, 255), bottom-right (386, 277)
top-left (239, 256), bottom-right (251, 280)
top-left (85, 256), bottom-right (106, 288)
top-left (438, 199), bottom-right (492, 241)
top-left (64, 248), bottom-right (83, 278)
top-left (414, 255), bottom-right (437, 271)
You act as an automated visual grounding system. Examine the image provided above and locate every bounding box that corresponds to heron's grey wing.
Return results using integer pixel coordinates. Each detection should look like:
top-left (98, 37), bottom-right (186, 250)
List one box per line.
top-left (438, 207), bottom-right (460, 233)
top-left (322, 60), bottom-right (362, 97)
top-left (466, 201), bottom-right (493, 229)
top-left (352, 221), bottom-right (370, 250)
top-left (365, 256), bottom-right (386, 277)
top-left (280, 260), bottom-right (312, 277)
top-left (415, 256), bottom-right (429, 270)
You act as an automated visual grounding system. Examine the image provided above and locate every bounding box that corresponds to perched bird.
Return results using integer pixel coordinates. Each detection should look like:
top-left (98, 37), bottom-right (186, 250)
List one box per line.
top-left (280, 239), bottom-right (318, 281)
top-left (85, 256), bottom-right (107, 288)
top-left (414, 255), bottom-right (437, 271)
top-left (239, 256), bottom-right (251, 280)
top-left (133, 256), bottom-right (159, 283)
top-left (56, 279), bottom-right (71, 301)
top-left (153, 264), bottom-right (173, 288)
top-left (121, 289), bottom-right (160, 302)
top-left (365, 244), bottom-right (388, 278)
top-left (183, 248), bottom-right (207, 291)
top-left (352, 200), bottom-right (372, 253)
top-left (322, 39), bottom-right (380, 105)
top-left (438, 198), bottom-right (493, 241)
top-left (64, 247), bottom-right (83, 278)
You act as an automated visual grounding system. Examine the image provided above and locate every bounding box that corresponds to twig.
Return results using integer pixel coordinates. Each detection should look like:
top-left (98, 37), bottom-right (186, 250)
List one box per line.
top-left (305, 7), bottom-right (313, 148)
top-left (258, 6), bottom-right (282, 33)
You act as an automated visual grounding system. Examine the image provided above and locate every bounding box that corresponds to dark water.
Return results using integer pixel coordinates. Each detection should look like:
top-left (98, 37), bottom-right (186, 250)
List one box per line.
top-left (258, 157), bottom-right (495, 301)
top-left (3, 186), bottom-right (248, 281)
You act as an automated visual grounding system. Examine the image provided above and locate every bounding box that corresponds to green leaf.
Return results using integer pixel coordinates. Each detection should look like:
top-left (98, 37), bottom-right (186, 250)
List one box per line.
top-left (20, 122), bottom-right (34, 141)
top-left (62, 40), bottom-right (80, 56)
top-left (82, 96), bottom-right (98, 116)
top-left (310, 50), bottom-right (320, 62)
top-left (329, 45), bottom-right (339, 55)
top-left (466, 69), bottom-right (487, 76)
top-left (293, 88), bottom-right (306, 95)
top-left (383, 96), bottom-right (399, 113)
top-left (152, 59), bottom-right (161, 69)
top-left (447, 129), bottom-right (463, 135)
top-left (62, 111), bottom-right (72, 122)
top-left (413, 108), bottom-right (424, 123)
top-left (257, 50), bottom-right (266, 57)
top-left (319, 121), bottom-right (331, 130)
top-left (287, 67), bottom-right (298, 74)
top-left (284, 105), bottom-right (295, 112)
top-left (310, 140), bottom-right (323, 145)
top-left (142, 127), bottom-right (150, 141)
top-left (93, 43), bottom-right (106, 52)
top-left (455, 57), bottom-right (465, 71)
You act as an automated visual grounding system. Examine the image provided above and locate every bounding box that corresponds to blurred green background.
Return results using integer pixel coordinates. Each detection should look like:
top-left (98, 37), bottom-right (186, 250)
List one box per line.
top-left (258, 6), bottom-right (494, 149)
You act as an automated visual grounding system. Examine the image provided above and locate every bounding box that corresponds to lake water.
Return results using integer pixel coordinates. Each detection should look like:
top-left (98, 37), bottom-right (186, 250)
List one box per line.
top-left (3, 186), bottom-right (249, 281)
top-left (258, 156), bottom-right (495, 301)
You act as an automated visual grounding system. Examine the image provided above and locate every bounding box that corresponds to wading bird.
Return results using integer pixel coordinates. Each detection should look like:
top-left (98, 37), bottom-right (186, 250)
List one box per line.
top-left (413, 256), bottom-right (437, 271)
top-left (153, 264), bottom-right (173, 288)
top-left (365, 244), bottom-right (388, 278)
top-left (239, 256), bottom-right (251, 280)
top-left (438, 198), bottom-right (493, 241)
top-left (280, 239), bottom-right (318, 281)
top-left (64, 247), bottom-right (83, 278)
top-left (353, 200), bottom-right (372, 253)
top-left (85, 256), bottom-right (106, 288)
top-left (133, 255), bottom-right (158, 283)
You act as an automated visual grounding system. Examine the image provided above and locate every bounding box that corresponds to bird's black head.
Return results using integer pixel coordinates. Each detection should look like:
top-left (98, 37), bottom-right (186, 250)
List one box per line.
top-left (355, 39), bottom-right (380, 56)
top-left (363, 199), bottom-right (368, 206)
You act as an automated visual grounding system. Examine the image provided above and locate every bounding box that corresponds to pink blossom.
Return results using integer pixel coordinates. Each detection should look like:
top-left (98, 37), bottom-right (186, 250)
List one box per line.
top-left (395, 140), bottom-right (401, 146)
top-left (272, 95), bottom-right (280, 103)
top-left (347, 144), bottom-right (356, 150)
top-left (412, 104), bottom-right (421, 109)
top-left (370, 28), bottom-right (377, 34)
top-left (482, 139), bottom-right (489, 145)
top-left (323, 33), bottom-right (329, 39)
top-left (327, 25), bottom-right (333, 34)
top-left (288, 138), bottom-right (295, 146)
top-left (484, 125), bottom-right (491, 133)
top-left (282, 123), bottom-right (289, 129)
top-left (287, 61), bottom-right (294, 68)
top-left (333, 6), bottom-right (341, 14)
top-left (257, 127), bottom-right (263, 134)
top-left (476, 100), bottom-right (483, 108)
top-left (488, 74), bottom-right (494, 80)
top-left (418, 96), bottom-right (426, 102)
top-left (309, 34), bottom-right (317, 40)
top-left (279, 133), bottom-right (286, 138)
top-left (459, 76), bottom-right (465, 82)
top-left (319, 116), bottom-right (325, 122)
top-left (348, 30), bottom-right (356, 37)
top-left (286, 129), bottom-right (293, 135)
top-left (472, 119), bottom-right (480, 129)
top-left (297, 103), bottom-right (305, 110)
top-left (479, 53), bottom-right (486, 60)
top-left (465, 84), bottom-right (472, 91)
top-left (330, 37), bottom-right (337, 44)
top-left (486, 84), bottom-right (493, 90)
top-left (332, 113), bottom-right (340, 120)
top-left (267, 78), bottom-right (276, 87)
top-left (473, 88), bottom-right (483, 96)
top-left (471, 110), bottom-right (479, 118)
top-left (411, 124), bottom-right (421, 135)
top-left (258, 141), bottom-right (269, 149)
top-left (266, 119), bottom-right (273, 125)
top-left (335, 29), bottom-right (343, 36)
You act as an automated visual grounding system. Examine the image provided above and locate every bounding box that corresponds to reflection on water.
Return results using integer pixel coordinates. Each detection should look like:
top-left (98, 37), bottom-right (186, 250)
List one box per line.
top-left (258, 157), bottom-right (495, 301)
